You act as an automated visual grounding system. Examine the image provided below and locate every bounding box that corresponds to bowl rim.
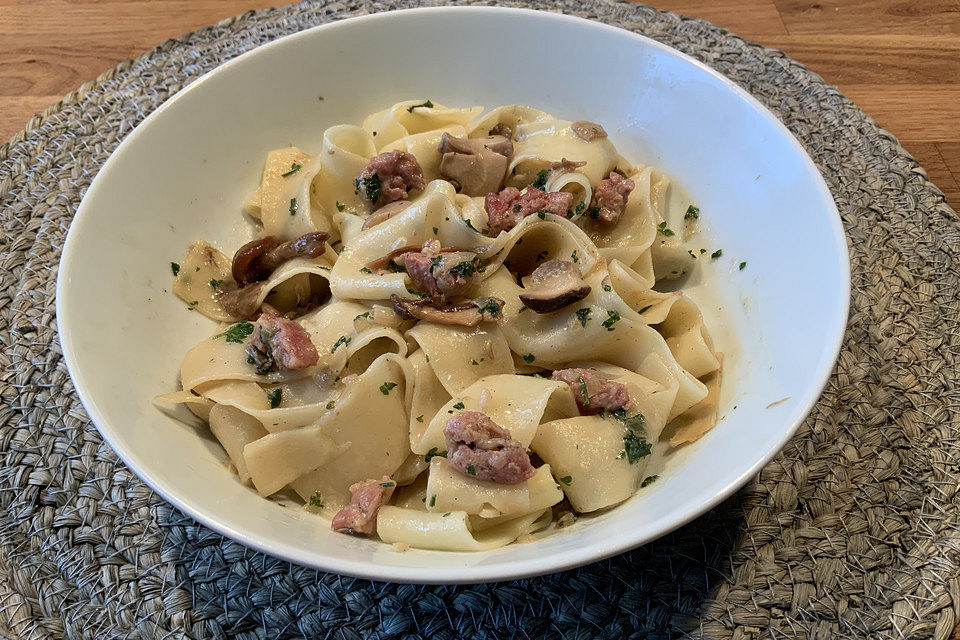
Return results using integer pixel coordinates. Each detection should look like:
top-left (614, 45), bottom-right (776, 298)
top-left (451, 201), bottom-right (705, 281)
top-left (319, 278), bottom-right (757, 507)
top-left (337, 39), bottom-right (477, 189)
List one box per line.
top-left (56, 5), bottom-right (851, 584)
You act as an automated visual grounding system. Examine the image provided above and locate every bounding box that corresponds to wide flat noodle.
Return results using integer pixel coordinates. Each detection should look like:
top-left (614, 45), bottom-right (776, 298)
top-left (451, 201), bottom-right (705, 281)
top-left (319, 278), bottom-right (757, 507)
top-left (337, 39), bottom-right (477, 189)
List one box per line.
top-left (376, 506), bottom-right (548, 552)
top-left (244, 147), bottom-right (328, 241)
top-left (406, 323), bottom-right (515, 399)
top-left (415, 373), bottom-right (577, 455)
top-left (289, 353), bottom-right (410, 508)
top-left (425, 457), bottom-right (530, 518)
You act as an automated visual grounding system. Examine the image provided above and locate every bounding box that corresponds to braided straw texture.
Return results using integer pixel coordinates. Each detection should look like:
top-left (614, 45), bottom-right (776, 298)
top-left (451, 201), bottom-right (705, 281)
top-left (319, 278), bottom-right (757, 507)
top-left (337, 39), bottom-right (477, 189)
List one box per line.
top-left (1, 1), bottom-right (959, 638)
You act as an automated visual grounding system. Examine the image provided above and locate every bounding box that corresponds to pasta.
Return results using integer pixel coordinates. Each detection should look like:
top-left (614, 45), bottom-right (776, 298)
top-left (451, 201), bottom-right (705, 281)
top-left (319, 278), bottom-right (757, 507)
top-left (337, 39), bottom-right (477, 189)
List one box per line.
top-left (159, 101), bottom-right (723, 552)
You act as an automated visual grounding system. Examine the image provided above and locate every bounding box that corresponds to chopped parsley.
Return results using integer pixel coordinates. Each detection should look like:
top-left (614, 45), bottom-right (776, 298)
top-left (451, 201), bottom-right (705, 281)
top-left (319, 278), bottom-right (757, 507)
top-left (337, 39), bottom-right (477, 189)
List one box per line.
top-left (688, 250), bottom-right (697, 259)
top-left (281, 162), bottom-right (302, 177)
top-left (537, 210), bottom-right (547, 220)
top-left (574, 201), bottom-right (586, 217)
top-left (326, 401), bottom-right (335, 410)
top-left (380, 481), bottom-right (396, 487)
top-left (170, 262), bottom-right (180, 276)
top-left (429, 495), bottom-right (437, 507)
top-left (425, 447), bottom-right (447, 462)
top-left (452, 402), bottom-right (465, 410)
top-left (601, 310), bottom-right (621, 331)
top-left (336, 201), bottom-right (345, 212)
top-left (603, 284), bottom-right (612, 292)
top-left (684, 205), bottom-right (700, 220)
top-left (209, 279), bottom-right (222, 290)
top-left (379, 381), bottom-right (397, 395)
top-left (641, 475), bottom-right (659, 487)
top-left (406, 99), bottom-right (434, 112)
top-left (467, 465), bottom-right (477, 476)
top-left (289, 197), bottom-right (297, 216)
top-left (575, 308), bottom-right (591, 327)
top-left (518, 305), bottom-right (529, 313)
top-left (267, 388), bottom-right (282, 408)
top-left (355, 173), bottom-right (382, 203)
top-left (571, 250), bottom-right (579, 263)
top-left (577, 376), bottom-right (589, 404)
top-left (475, 297), bottom-right (503, 317)
top-left (657, 221), bottom-right (675, 237)
top-left (700, 248), bottom-right (707, 254)
top-left (471, 359), bottom-right (479, 365)
top-left (442, 512), bottom-right (451, 517)
top-left (532, 169), bottom-right (549, 190)
top-left (213, 321), bottom-right (254, 343)
top-left (622, 431), bottom-right (652, 463)
top-left (308, 493), bottom-right (324, 508)
top-left (739, 261), bottom-right (747, 270)
top-left (432, 226), bottom-right (439, 235)
top-left (416, 415), bottom-right (424, 423)
top-left (448, 258), bottom-right (478, 278)
top-left (406, 288), bottom-right (429, 298)
top-left (560, 475), bottom-right (573, 486)
top-left (522, 353), bottom-right (536, 364)
top-left (611, 408), bottom-right (646, 433)
top-left (638, 304), bottom-right (653, 314)
top-left (359, 267), bottom-right (373, 274)
top-left (429, 255), bottom-right (443, 273)
top-left (331, 335), bottom-right (351, 353)
top-left (463, 218), bottom-right (480, 232)
top-left (354, 312), bottom-right (370, 321)
top-left (711, 249), bottom-right (723, 260)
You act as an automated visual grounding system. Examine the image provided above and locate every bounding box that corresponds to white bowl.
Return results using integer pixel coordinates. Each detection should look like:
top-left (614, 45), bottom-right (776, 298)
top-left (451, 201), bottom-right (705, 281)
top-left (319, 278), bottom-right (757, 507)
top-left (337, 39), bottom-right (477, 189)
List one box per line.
top-left (57, 7), bottom-right (849, 583)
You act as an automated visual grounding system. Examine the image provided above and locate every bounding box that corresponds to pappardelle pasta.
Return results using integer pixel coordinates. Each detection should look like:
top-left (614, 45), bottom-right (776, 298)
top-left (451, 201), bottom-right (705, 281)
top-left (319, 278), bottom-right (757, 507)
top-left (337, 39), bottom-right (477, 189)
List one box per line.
top-left (158, 101), bottom-right (722, 552)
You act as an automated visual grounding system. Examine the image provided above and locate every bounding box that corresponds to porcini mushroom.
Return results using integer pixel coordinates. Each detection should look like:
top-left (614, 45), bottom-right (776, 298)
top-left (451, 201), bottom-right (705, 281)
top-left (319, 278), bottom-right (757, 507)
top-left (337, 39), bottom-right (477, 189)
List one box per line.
top-left (518, 259), bottom-right (591, 313)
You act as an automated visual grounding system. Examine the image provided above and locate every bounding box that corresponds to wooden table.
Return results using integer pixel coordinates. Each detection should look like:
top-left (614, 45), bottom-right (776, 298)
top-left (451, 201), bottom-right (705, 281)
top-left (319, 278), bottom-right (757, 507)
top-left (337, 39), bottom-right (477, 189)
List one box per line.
top-left (2, 0), bottom-right (958, 211)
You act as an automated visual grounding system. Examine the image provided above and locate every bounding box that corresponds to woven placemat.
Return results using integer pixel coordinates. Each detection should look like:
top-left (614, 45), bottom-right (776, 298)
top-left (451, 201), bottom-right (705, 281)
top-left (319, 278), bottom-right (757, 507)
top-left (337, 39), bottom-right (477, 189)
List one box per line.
top-left (2, 1), bottom-right (959, 638)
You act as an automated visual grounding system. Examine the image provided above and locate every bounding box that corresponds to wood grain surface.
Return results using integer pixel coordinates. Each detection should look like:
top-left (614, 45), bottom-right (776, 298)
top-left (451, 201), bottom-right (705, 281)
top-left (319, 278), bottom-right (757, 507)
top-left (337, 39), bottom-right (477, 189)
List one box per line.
top-left (1, 0), bottom-right (958, 210)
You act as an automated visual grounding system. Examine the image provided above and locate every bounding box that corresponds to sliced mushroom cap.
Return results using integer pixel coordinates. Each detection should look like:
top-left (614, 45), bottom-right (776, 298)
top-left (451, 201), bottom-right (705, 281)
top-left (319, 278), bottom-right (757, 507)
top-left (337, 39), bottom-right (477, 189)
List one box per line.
top-left (260, 232), bottom-right (329, 270)
top-left (218, 281), bottom-right (267, 319)
top-left (362, 200), bottom-right (412, 230)
top-left (391, 294), bottom-right (504, 327)
top-left (518, 259), bottom-right (591, 313)
top-left (232, 237), bottom-right (280, 285)
top-left (571, 120), bottom-right (608, 142)
top-left (438, 133), bottom-right (513, 197)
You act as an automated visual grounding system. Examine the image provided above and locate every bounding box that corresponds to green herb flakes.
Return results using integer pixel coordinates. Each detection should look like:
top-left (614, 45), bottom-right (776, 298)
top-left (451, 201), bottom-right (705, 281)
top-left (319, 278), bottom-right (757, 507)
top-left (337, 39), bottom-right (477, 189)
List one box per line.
top-left (429, 495), bottom-right (437, 507)
top-left (355, 173), bottom-right (382, 203)
top-left (467, 465), bottom-right (477, 476)
top-left (577, 376), bottom-right (589, 404)
top-left (170, 262), bottom-right (180, 276)
top-left (575, 308), bottom-right (591, 327)
top-left (406, 100), bottom-right (434, 112)
top-left (432, 226), bottom-right (439, 235)
top-left (601, 310), bottom-right (621, 331)
top-left (281, 162), bottom-right (302, 177)
top-left (684, 205), bottom-right (700, 220)
top-left (739, 261), bottom-right (747, 270)
top-left (657, 221), bottom-right (675, 237)
top-left (571, 250), bottom-right (579, 263)
top-left (214, 321), bottom-right (254, 343)
top-left (309, 493), bottom-right (324, 508)
top-left (209, 279), bottom-right (222, 290)
top-left (537, 210), bottom-right (547, 220)
top-left (416, 415), bottom-right (424, 423)
top-left (359, 267), bottom-right (373, 274)
top-left (354, 312), bottom-right (370, 321)
top-left (267, 388), bottom-right (282, 408)
top-left (380, 481), bottom-right (396, 487)
top-left (425, 447), bottom-right (447, 462)
top-left (560, 475), bottom-right (573, 485)
top-left (331, 335), bottom-right (351, 353)
top-left (711, 249), bottom-right (723, 260)
top-left (453, 402), bottom-right (465, 410)
top-left (336, 201), bottom-right (345, 212)
top-left (532, 169), bottom-right (549, 190)
top-left (288, 197), bottom-right (297, 216)
top-left (326, 401), bottom-right (335, 410)
top-left (522, 353), bottom-right (535, 364)
top-left (641, 475), bottom-right (659, 487)
top-left (379, 381), bottom-right (398, 395)
top-left (622, 431), bottom-right (652, 464)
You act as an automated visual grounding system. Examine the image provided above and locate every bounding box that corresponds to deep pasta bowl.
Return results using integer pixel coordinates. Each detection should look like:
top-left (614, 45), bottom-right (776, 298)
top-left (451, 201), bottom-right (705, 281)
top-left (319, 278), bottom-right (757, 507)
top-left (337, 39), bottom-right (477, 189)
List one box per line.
top-left (57, 7), bottom-right (849, 583)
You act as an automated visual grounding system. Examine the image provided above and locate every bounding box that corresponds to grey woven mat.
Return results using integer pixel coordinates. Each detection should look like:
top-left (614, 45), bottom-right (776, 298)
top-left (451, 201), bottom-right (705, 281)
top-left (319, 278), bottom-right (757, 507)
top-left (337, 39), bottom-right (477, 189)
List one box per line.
top-left (2, 1), bottom-right (959, 638)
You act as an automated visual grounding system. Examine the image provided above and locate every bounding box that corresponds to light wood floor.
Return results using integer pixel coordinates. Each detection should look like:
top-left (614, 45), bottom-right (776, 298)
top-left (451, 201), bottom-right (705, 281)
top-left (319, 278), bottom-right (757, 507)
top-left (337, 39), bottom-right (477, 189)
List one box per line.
top-left (1, 0), bottom-right (957, 210)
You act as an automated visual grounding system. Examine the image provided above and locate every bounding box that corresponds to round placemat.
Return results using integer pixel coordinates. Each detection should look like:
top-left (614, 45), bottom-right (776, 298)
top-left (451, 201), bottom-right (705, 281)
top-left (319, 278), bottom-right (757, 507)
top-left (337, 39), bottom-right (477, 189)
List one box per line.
top-left (2, 1), bottom-right (958, 638)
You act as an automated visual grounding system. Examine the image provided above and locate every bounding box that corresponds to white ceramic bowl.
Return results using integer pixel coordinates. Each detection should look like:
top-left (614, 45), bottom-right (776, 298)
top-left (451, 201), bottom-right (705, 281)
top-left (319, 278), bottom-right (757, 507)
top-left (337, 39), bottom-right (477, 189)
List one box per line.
top-left (57, 7), bottom-right (849, 583)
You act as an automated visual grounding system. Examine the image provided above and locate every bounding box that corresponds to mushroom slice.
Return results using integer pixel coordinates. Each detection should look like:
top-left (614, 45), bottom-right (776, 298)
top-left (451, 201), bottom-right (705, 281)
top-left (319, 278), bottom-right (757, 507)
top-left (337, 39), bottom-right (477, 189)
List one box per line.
top-left (231, 232), bottom-right (329, 285)
top-left (217, 281), bottom-right (267, 319)
top-left (571, 120), bottom-right (608, 142)
top-left (438, 133), bottom-right (513, 197)
top-left (518, 260), bottom-right (591, 313)
top-left (362, 200), bottom-right (412, 230)
top-left (391, 295), bottom-right (504, 327)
